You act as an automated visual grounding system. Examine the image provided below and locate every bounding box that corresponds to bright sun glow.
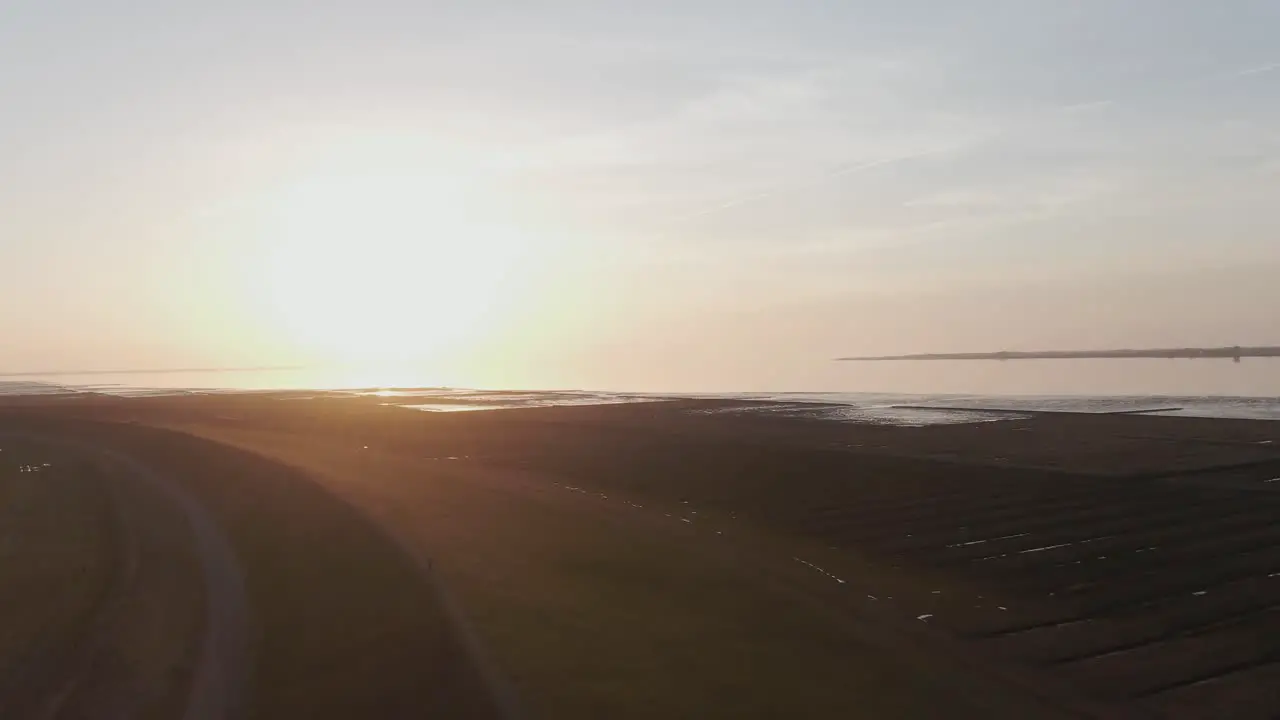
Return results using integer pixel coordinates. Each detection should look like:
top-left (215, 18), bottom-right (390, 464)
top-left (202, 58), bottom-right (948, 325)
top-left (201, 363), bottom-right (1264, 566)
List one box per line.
top-left (262, 171), bottom-right (533, 373)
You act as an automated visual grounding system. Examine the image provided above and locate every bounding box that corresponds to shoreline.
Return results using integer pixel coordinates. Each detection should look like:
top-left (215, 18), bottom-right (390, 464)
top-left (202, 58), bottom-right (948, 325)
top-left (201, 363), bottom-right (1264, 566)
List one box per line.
top-left (5, 383), bottom-right (1279, 423)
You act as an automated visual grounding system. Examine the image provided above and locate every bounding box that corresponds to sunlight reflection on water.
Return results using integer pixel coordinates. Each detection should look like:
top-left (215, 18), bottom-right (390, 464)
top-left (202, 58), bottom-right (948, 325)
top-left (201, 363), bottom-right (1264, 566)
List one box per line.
top-left (4, 378), bottom-right (1279, 425)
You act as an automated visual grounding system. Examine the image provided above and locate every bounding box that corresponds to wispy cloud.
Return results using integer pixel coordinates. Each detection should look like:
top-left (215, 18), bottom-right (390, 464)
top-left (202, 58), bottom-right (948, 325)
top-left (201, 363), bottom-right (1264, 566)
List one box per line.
top-left (829, 148), bottom-right (948, 177)
top-left (506, 23), bottom-right (1280, 265)
top-left (1058, 99), bottom-right (1115, 113)
top-left (668, 145), bottom-right (953, 225)
top-left (1236, 61), bottom-right (1280, 77)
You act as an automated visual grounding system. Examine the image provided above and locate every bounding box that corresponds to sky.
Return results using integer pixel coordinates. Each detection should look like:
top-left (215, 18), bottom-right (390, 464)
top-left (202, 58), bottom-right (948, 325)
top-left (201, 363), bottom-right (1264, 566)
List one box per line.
top-left (3, 1), bottom-right (1280, 394)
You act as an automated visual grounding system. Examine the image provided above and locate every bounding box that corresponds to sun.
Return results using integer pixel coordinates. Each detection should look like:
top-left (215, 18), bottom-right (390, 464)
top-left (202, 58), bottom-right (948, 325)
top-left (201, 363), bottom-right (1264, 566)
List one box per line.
top-left (260, 172), bottom-right (531, 372)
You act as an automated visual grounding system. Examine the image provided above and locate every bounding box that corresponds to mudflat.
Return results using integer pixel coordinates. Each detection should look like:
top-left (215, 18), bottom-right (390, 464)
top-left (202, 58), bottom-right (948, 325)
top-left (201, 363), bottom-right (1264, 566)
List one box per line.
top-left (3, 393), bottom-right (1278, 718)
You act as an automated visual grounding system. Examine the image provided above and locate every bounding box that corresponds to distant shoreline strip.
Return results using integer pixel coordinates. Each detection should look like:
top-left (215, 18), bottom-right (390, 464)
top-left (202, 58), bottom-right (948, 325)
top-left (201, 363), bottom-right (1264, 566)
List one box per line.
top-left (0, 366), bottom-right (305, 378)
top-left (891, 405), bottom-right (1184, 416)
top-left (837, 346), bottom-right (1280, 361)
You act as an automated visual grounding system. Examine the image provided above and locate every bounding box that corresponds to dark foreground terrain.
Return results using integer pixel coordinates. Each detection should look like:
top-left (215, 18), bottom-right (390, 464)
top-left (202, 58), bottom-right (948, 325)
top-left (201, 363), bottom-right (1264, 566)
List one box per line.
top-left (1, 392), bottom-right (1278, 718)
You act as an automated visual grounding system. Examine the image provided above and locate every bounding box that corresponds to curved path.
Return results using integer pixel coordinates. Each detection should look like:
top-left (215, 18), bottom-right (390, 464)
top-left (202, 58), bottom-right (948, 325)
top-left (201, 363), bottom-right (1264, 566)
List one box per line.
top-left (0, 432), bottom-right (250, 720)
top-left (105, 449), bottom-right (251, 720)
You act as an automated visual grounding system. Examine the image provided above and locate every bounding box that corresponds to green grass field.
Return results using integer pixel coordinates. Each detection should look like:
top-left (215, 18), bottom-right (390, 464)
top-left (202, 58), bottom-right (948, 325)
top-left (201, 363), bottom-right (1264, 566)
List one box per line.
top-left (0, 438), bottom-right (206, 719)
top-left (0, 441), bottom-right (119, 705)
top-left (53, 422), bottom-right (500, 720)
top-left (0, 400), bottom-right (1078, 719)
top-left (189, 424), bottom-right (1002, 719)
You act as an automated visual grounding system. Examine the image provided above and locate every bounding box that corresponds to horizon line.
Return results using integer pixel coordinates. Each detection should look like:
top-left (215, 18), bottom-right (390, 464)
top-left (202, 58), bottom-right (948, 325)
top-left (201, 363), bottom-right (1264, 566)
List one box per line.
top-left (0, 365), bottom-right (306, 378)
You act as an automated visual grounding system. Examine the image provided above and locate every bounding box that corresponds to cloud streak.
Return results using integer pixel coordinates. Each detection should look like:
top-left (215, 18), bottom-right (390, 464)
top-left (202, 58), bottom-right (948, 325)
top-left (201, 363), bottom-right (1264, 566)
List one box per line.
top-left (829, 148), bottom-right (948, 177)
top-left (1058, 99), bottom-right (1115, 113)
top-left (1237, 61), bottom-right (1280, 77)
top-left (664, 145), bottom-right (953, 227)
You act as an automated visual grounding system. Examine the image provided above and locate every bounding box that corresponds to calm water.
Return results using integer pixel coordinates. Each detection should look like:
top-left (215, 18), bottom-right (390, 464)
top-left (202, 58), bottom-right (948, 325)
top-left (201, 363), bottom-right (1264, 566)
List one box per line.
top-left (3, 368), bottom-right (1279, 426)
top-left (673, 392), bottom-right (1280, 425)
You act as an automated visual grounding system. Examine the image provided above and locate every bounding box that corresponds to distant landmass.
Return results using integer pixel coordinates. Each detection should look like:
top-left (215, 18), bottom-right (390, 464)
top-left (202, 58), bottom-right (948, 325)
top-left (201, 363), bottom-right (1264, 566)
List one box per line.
top-left (0, 365), bottom-right (304, 378)
top-left (837, 346), bottom-right (1280, 362)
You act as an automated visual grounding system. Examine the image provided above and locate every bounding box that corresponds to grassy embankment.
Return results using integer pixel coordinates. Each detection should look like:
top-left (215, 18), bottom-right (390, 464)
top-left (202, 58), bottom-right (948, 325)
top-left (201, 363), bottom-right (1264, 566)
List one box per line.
top-left (13, 419), bottom-right (500, 720)
top-left (178, 417), bottom-right (1005, 720)
top-left (0, 438), bottom-right (201, 719)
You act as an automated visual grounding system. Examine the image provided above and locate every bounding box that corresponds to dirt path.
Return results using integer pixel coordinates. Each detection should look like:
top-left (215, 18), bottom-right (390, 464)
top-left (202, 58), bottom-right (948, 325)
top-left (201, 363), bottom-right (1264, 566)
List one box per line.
top-left (104, 450), bottom-right (251, 720)
top-left (6, 416), bottom-right (513, 719)
top-left (0, 432), bottom-right (250, 720)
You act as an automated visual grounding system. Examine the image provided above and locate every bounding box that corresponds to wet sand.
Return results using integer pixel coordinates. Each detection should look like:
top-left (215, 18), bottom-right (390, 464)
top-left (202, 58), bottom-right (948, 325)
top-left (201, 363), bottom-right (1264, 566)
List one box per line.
top-left (2, 393), bottom-right (1278, 718)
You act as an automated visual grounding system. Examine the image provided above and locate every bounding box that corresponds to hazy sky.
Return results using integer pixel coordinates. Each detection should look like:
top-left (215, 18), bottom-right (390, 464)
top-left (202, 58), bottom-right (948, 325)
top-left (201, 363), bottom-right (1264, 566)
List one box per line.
top-left (4, 1), bottom-right (1280, 393)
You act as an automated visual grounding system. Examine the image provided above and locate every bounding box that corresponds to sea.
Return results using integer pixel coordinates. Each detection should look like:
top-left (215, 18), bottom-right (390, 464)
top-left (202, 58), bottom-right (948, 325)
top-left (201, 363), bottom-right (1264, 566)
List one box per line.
top-left (2, 364), bottom-right (1278, 427)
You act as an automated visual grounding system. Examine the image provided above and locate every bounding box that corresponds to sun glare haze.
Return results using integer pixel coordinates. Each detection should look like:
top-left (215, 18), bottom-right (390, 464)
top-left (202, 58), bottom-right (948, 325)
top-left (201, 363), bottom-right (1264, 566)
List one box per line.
top-left (260, 166), bottom-right (536, 379)
top-left (3, 0), bottom-right (1279, 396)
